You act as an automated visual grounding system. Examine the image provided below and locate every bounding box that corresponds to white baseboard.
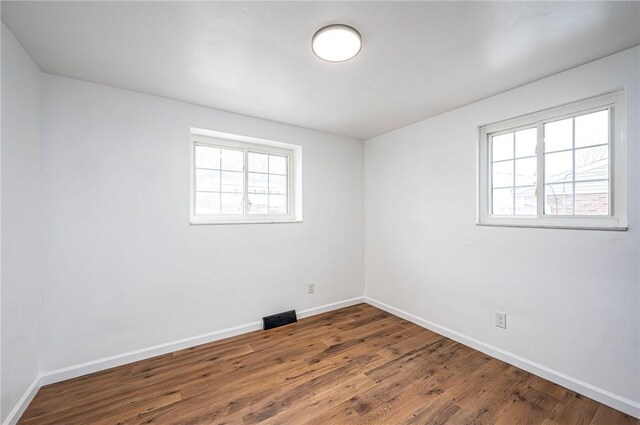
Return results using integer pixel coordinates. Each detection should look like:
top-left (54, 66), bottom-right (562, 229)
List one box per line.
top-left (39, 296), bottom-right (363, 387)
top-left (2, 376), bottom-right (40, 425)
top-left (6, 295), bottom-right (637, 422)
top-left (298, 296), bottom-right (364, 319)
top-left (3, 296), bottom-right (364, 425)
top-left (364, 296), bottom-right (640, 419)
top-left (38, 320), bottom-right (263, 387)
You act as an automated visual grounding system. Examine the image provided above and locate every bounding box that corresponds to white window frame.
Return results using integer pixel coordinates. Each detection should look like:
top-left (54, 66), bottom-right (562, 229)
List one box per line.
top-left (190, 129), bottom-right (302, 225)
top-left (478, 90), bottom-right (627, 230)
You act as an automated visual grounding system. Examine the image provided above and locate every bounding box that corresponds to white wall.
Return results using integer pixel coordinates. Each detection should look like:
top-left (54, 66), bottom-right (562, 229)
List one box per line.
top-left (2, 17), bottom-right (637, 421)
top-left (1, 24), bottom-right (41, 422)
top-left (365, 47), bottom-right (640, 411)
top-left (40, 74), bottom-right (364, 372)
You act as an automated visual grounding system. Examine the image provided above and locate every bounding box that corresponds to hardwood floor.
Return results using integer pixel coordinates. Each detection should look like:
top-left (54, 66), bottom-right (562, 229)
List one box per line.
top-left (20, 304), bottom-right (638, 424)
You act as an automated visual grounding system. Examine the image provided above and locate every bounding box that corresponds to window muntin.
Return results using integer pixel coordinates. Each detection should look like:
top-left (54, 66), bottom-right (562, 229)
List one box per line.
top-left (191, 134), bottom-right (297, 224)
top-left (247, 152), bottom-right (289, 215)
top-left (194, 145), bottom-right (244, 215)
top-left (542, 110), bottom-right (610, 216)
top-left (478, 91), bottom-right (626, 230)
top-left (490, 128), bottom-right (537, 216)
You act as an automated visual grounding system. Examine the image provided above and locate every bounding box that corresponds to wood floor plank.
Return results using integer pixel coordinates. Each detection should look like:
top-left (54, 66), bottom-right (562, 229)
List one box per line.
top-left (541, 392), bottom-right (601, 425)
top-left (492, 384), bottom-right (559, 425)
top-left (19, 304), bottom-right (638, 425)
top-left (257, 374), bottom-right (376, 425)
top-left (590, 404), bottom-right (640, 425)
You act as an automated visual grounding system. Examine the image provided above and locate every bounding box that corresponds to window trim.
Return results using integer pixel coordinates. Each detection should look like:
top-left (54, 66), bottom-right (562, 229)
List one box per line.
top-left (477, 90), bottom-right (627, 230)
top-left (190, 130), bottom-right (302, 225)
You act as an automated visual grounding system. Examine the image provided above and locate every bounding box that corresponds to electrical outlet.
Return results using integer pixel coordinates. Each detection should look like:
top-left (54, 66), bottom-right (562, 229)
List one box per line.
top-left (307, 282), bottom-right (315, 294)
top-left (495, 312), bottom-right (507, 329)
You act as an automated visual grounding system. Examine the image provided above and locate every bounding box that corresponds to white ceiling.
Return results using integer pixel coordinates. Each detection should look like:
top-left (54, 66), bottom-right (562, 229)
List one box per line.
top-left (3, 2), bottom-right (639, 140)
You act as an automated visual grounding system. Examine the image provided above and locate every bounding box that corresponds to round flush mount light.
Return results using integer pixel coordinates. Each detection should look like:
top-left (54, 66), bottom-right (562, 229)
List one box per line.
top-left (312, 24), bottom-right (362, 62)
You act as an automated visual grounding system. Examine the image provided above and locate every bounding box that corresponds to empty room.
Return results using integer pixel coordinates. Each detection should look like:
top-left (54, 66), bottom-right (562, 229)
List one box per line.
top-left (1, 1), bottom-right (639, 424)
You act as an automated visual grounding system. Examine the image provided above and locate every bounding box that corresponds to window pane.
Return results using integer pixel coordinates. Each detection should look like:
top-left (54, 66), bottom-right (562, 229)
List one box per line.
top-left (575, 180), bottom-right (609, 215)
top-left (195, 145), bottom-right (220, 169)
top-left (515, 157), bottom-right (536, 187)
top-left (195, 192), bottom-right (220, 215)
top-left (492, 188), bottom-right (513, 215)
top-left (221, 148), bottom-right (243, 171)
top-left (221, 171), bottom-right (243, 193)
top-left (544, 118), bottom-right (572, 152)
top-left (269, 155), bottom-right (287, 175)
top-left (515, 187), bottom-right (536, 216)
top-left (248, 172), bottom-right (268, 194)
top-left (545, 183), bottom-right (574, 215)
top-left (248, 193), bottom-right (268, 215)
top-left (492, 133), bottom-right (514, 161)
top-left (195, 169), bottom-right (220, 192)
top-left (545, 151), bottom-right (573, 183)
top-left (575, 146), bottom-right (608, 181)
top-left (269, 195), bottom-right (287, 215)
top-left (492, 160), bottom-right (513, 188)
top-left (248, 152), bottom-right (268, 173)
top-left (575, 110), bottom-right (608, 148)
top-left (269, 175), bottom-right (287, 194)
top-left (515, 128), bottom-right (537, 158)
top-left (221, 193), bottom-right (243, 215)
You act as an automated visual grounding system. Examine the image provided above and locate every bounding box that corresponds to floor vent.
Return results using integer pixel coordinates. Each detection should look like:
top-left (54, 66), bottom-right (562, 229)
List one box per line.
top-left (263, 310), bottom-right (297, 330)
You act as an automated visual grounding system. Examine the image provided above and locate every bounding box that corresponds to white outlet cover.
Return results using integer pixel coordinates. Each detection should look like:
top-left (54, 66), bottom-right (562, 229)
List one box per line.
top-left (495, 312), bottom-right (507, 329)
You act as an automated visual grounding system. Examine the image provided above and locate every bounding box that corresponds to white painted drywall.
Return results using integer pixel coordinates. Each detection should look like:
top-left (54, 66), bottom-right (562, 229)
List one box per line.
top-left (1, 24), bottom-right (41, 422)
top-left (365, 48), bottom-right (640, 402)
top-left (365, 47), bottom-right (640, 405)
top-left (39, 74), bottom-right (364, 372)
top-left (3, 17), bottom-right (638, 422)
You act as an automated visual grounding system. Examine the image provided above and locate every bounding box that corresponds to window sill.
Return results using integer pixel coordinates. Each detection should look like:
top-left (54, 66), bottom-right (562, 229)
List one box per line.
top-left (476, 221), bottom-right (627, 231)
top-left (190, 217), bottom-right (303, 225)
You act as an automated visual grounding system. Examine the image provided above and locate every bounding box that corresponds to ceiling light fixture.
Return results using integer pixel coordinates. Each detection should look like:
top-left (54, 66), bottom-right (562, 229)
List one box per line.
top-left (312, 24), bottom-right (362, 62)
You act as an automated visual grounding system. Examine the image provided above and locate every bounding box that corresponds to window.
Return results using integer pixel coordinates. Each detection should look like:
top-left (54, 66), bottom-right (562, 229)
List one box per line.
top-left (478, 91), bottom-right (626, 230)
top-left (190, 130), bottom-right (301, 224)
